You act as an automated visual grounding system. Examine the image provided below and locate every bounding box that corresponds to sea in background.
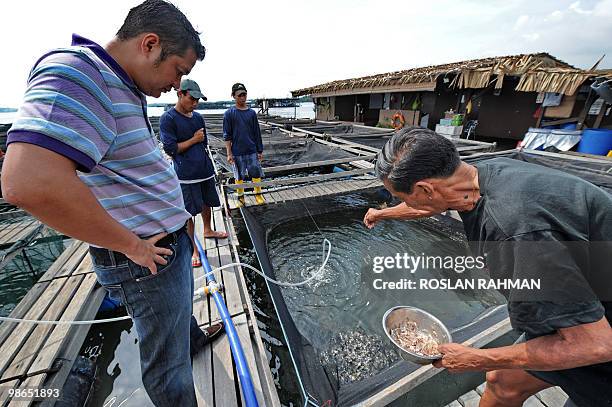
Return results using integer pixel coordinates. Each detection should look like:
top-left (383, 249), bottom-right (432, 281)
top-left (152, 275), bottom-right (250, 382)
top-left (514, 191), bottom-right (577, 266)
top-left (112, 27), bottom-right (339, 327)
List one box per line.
top-left (0, 102), bottom-right (315, 125)
top-left (0, 109), bottom-right (17, 124)
top-left (149, 101), bottom-right (315, 119)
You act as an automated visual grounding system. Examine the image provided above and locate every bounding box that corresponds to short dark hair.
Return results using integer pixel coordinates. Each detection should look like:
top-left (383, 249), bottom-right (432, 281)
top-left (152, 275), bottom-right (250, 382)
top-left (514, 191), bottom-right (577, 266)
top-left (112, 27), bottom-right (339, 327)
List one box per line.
top-left (376, 127), bottom-right (461, 194)
top-left (117, 0), bottom-right (206, 62)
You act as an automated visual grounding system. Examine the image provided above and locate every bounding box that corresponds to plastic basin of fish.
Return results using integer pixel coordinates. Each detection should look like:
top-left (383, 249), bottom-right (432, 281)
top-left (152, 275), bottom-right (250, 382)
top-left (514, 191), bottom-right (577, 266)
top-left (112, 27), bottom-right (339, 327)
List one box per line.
top-left (382, 306), bottom-right (452, 365)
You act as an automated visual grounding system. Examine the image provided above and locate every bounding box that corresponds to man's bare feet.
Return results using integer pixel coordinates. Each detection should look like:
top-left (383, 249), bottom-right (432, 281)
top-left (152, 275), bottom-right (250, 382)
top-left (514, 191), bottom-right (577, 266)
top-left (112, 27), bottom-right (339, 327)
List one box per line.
top-left (204, 230), bottom-right (228, 239)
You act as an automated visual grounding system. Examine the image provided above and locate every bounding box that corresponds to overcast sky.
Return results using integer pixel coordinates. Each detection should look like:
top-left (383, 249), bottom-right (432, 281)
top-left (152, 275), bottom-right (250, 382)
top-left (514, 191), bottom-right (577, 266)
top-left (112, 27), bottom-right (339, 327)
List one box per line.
top-left (0, 0), bottom-right (610, 106)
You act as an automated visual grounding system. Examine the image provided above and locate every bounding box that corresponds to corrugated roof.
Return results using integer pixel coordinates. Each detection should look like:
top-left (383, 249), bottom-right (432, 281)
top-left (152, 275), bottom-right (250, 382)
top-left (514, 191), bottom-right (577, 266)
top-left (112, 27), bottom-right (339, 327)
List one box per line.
top-left (291, 53), bottom-right (589, 97)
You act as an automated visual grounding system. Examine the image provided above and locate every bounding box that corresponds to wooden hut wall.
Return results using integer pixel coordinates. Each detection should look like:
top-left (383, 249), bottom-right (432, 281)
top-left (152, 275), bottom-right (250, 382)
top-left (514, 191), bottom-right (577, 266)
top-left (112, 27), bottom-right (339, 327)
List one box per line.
top-left (355, 94), bottom-right (380, 126)
top-left (477, 77), bottom-right (538, 140)
top-left (334, 95), bottom-right (355, 121)
top-left (315, 96), bottom-right (336, 121)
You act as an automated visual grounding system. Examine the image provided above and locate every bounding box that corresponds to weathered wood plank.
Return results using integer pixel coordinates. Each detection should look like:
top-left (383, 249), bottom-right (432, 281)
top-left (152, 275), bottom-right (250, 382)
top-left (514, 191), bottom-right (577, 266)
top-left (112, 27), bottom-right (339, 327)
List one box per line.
top-left (191, 241), bottom-right (211, 327)
top-left (193, 317), bottom-right (214, 407)
top-left (0, 242), bottom-right (87, 348)
top-left (535, 387), bottom-right (570, 407)
top-left (4, 221), bottom-right (41, 245)
top-left (225, 212), bottom-right (281, 406)
top-left (203, 241), bottom-right (238, 407)
top-left (457, 390), bottom-right (480, 407)
top-left (226, 167), bottom-right (373, 189)
top-left (0, 219), bottom-right (31, 244)
top-left (261, 154), bottom-right (376, 175)
top-left (1, 274), bottom-right (85, 383)
top-left (217, 245), bottom-right (244, 316)
top-left (0, 280), bottom-right (72, 376)
top-left (524, 395), bottom-right (546, 407)
top-left (17, 273), bottom-right (99, 406)
top-left (0, 223), bottom-right (29, 246)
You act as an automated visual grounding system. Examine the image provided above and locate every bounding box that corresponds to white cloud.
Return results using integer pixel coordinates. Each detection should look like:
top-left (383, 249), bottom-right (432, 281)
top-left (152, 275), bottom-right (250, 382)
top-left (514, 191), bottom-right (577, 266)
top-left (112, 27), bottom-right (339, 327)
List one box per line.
top-left (593, 0), bottom-right (612, 16)
top-left (0, 0), bottom-right (610, 107)
top-left (514, 15), bottom-right (530, 30)
top-left (569, 1), bottom-right (592, 14)
top-left (522, 33), bottom-right (541, 41)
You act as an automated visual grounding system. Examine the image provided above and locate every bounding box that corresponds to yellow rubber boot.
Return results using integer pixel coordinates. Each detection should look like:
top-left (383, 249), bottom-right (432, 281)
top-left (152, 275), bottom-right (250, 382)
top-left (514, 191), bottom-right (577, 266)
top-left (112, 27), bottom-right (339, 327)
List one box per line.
top-left (253, 178), bottom-right (265, 205)
top-left (236, 179), bottom-right (245, 207)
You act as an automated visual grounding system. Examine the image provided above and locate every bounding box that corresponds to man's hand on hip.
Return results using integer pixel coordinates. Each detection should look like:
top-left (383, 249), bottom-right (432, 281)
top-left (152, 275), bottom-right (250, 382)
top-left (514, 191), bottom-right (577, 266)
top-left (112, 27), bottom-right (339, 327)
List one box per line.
top-left (125, 232), bottom-right (173, 274)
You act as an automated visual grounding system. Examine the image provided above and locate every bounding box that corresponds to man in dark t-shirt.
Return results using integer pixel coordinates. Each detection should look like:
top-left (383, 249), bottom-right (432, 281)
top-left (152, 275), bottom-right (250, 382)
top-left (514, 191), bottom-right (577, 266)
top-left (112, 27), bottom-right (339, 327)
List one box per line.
top-left (160, 79), bottom-right (228, 267)
top-left (364, 127), bottom-right (612, 407)
top-left (222, 82), bottom-right (265, 205)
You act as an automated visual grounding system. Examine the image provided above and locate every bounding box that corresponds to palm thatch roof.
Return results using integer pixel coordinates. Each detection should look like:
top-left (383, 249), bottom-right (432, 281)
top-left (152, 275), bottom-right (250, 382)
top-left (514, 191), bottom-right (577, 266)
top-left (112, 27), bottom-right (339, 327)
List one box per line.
top-left (292, 53), bottom-right (597, 97)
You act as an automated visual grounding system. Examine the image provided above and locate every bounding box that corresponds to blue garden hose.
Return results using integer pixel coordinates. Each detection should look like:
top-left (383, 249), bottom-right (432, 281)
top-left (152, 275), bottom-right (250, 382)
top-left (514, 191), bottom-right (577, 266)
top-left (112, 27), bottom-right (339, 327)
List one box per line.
top-left (194, 236), bottom-right (259, 407)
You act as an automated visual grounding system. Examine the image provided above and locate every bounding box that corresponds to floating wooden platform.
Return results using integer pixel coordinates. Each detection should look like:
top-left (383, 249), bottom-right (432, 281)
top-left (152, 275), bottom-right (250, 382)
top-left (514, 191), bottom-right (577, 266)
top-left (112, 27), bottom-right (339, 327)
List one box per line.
top-left (0, 192), bottom-right (280, 405)
top-left (0, 241), bottom-right (103, 406)
top-left (192, 200), bottom-right (280, 406)
top-left (227, 177), bottom-right (382, 210)
top-left (0, 218), bottom-right (42, 249)
top-left (446, 382), bottom-right (572, 407)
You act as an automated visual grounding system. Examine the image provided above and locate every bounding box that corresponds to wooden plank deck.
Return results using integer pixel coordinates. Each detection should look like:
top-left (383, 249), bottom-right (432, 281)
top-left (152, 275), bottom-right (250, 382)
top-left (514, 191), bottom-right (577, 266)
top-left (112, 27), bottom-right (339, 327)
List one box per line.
top-left (0, 241), bottom-right (105, 406)
top-left (446, 382), bottom-right (573, 407)
top-left (0, 188), bottom-right (279, 405)
top-left (228, 177), bottom-right (383, 210)
top-left (0, 218), bottom-right (41, 248)
top-left (192, 189), bottom-right (280, 406)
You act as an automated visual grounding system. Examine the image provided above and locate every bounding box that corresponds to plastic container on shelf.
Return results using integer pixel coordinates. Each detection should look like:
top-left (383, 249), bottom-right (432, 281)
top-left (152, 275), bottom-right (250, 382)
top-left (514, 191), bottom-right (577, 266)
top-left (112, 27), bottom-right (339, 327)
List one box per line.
top-left (576, 129), bottom-right (612, 155)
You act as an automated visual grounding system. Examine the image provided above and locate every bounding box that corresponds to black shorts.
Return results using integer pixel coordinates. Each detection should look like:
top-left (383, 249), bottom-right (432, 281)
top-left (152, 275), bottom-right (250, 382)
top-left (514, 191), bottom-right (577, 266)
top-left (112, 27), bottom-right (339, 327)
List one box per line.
top-left (519, 331), bottom-right (612, 407)
top-left (527, 365), bottom-right (611, 407)
top-left (180, 177), bottom-right (221, 216)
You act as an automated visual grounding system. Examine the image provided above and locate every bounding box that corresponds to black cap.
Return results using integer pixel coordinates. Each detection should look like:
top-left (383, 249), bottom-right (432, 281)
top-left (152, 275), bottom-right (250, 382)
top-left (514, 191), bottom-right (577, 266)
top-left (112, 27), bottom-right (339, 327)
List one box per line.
top-left (231, 83), bottom-right (247, 96)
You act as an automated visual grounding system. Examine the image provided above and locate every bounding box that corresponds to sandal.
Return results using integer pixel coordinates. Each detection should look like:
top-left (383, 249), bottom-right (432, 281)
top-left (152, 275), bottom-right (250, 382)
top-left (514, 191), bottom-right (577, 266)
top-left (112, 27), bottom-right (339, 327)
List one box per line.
top-left (192, 256), bottom-right (202, 267)
top-left (191, 322), bottom-right (225, 357)
top-left (204, 230), bottom-right (229, 239)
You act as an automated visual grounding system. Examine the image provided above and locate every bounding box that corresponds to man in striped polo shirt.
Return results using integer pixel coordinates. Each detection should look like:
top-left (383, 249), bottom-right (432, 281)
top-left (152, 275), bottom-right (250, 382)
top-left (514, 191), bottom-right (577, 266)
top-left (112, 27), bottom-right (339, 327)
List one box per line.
top-left (1, 1), bottom-right (221, 405)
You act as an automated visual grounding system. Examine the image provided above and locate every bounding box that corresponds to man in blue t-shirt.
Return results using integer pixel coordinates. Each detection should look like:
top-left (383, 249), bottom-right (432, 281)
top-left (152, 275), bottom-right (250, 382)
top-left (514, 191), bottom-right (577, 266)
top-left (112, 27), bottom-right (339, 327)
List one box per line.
top-left (160, 79), bottom-right (228, 267)
top-left (222, 83), bottom-right (265, 205)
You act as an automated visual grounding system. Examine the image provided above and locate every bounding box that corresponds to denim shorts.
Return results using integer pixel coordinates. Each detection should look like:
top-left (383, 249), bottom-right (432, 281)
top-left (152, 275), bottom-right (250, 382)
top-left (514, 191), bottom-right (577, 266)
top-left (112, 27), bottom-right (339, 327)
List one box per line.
top-left (232, 152), bottom-right (264, 180)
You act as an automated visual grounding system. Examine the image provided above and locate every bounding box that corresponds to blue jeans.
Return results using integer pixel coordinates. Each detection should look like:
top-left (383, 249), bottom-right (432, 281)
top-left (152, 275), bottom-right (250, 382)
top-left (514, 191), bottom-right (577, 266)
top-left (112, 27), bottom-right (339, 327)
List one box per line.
top-left (232, 152), bottom-right (264, 180)
top-left (92, 230), bottom-right (205, 407)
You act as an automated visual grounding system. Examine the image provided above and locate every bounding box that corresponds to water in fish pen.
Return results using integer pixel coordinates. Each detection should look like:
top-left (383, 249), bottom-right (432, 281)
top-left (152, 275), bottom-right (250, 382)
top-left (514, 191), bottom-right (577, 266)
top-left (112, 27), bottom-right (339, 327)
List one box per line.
top-left (263, 205), bottom-right (506, 388)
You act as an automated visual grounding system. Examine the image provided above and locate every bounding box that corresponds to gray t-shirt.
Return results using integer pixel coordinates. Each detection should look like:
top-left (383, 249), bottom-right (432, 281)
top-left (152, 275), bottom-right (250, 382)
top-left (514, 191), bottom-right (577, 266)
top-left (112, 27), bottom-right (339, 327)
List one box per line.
top-left (459, 157), bottom-right (612, 406)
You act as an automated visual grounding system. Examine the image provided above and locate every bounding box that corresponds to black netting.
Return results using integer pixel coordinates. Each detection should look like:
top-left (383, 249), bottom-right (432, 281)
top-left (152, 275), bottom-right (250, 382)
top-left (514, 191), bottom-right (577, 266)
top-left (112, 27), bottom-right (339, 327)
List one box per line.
top-left (213, 132), bottom-right (356, 173)
top-left (238, 150), bottom-right (611, 405)
top-left (240, 189), bottom-right (508, 405)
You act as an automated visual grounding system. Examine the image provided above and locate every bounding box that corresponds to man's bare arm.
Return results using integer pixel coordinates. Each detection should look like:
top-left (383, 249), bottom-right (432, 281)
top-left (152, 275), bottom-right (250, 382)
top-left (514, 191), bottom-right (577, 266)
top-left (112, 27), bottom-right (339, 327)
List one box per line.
top-left (1, 143), bottom-right (171, 272)
top-left (364, 202), bottom-right (436, 228)
top-left (436, 316), bottom-right (612, 372)
top-left (224, 140), bottom-right (234, 163)
top-left (483, 316), bottom-right (612, 371)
